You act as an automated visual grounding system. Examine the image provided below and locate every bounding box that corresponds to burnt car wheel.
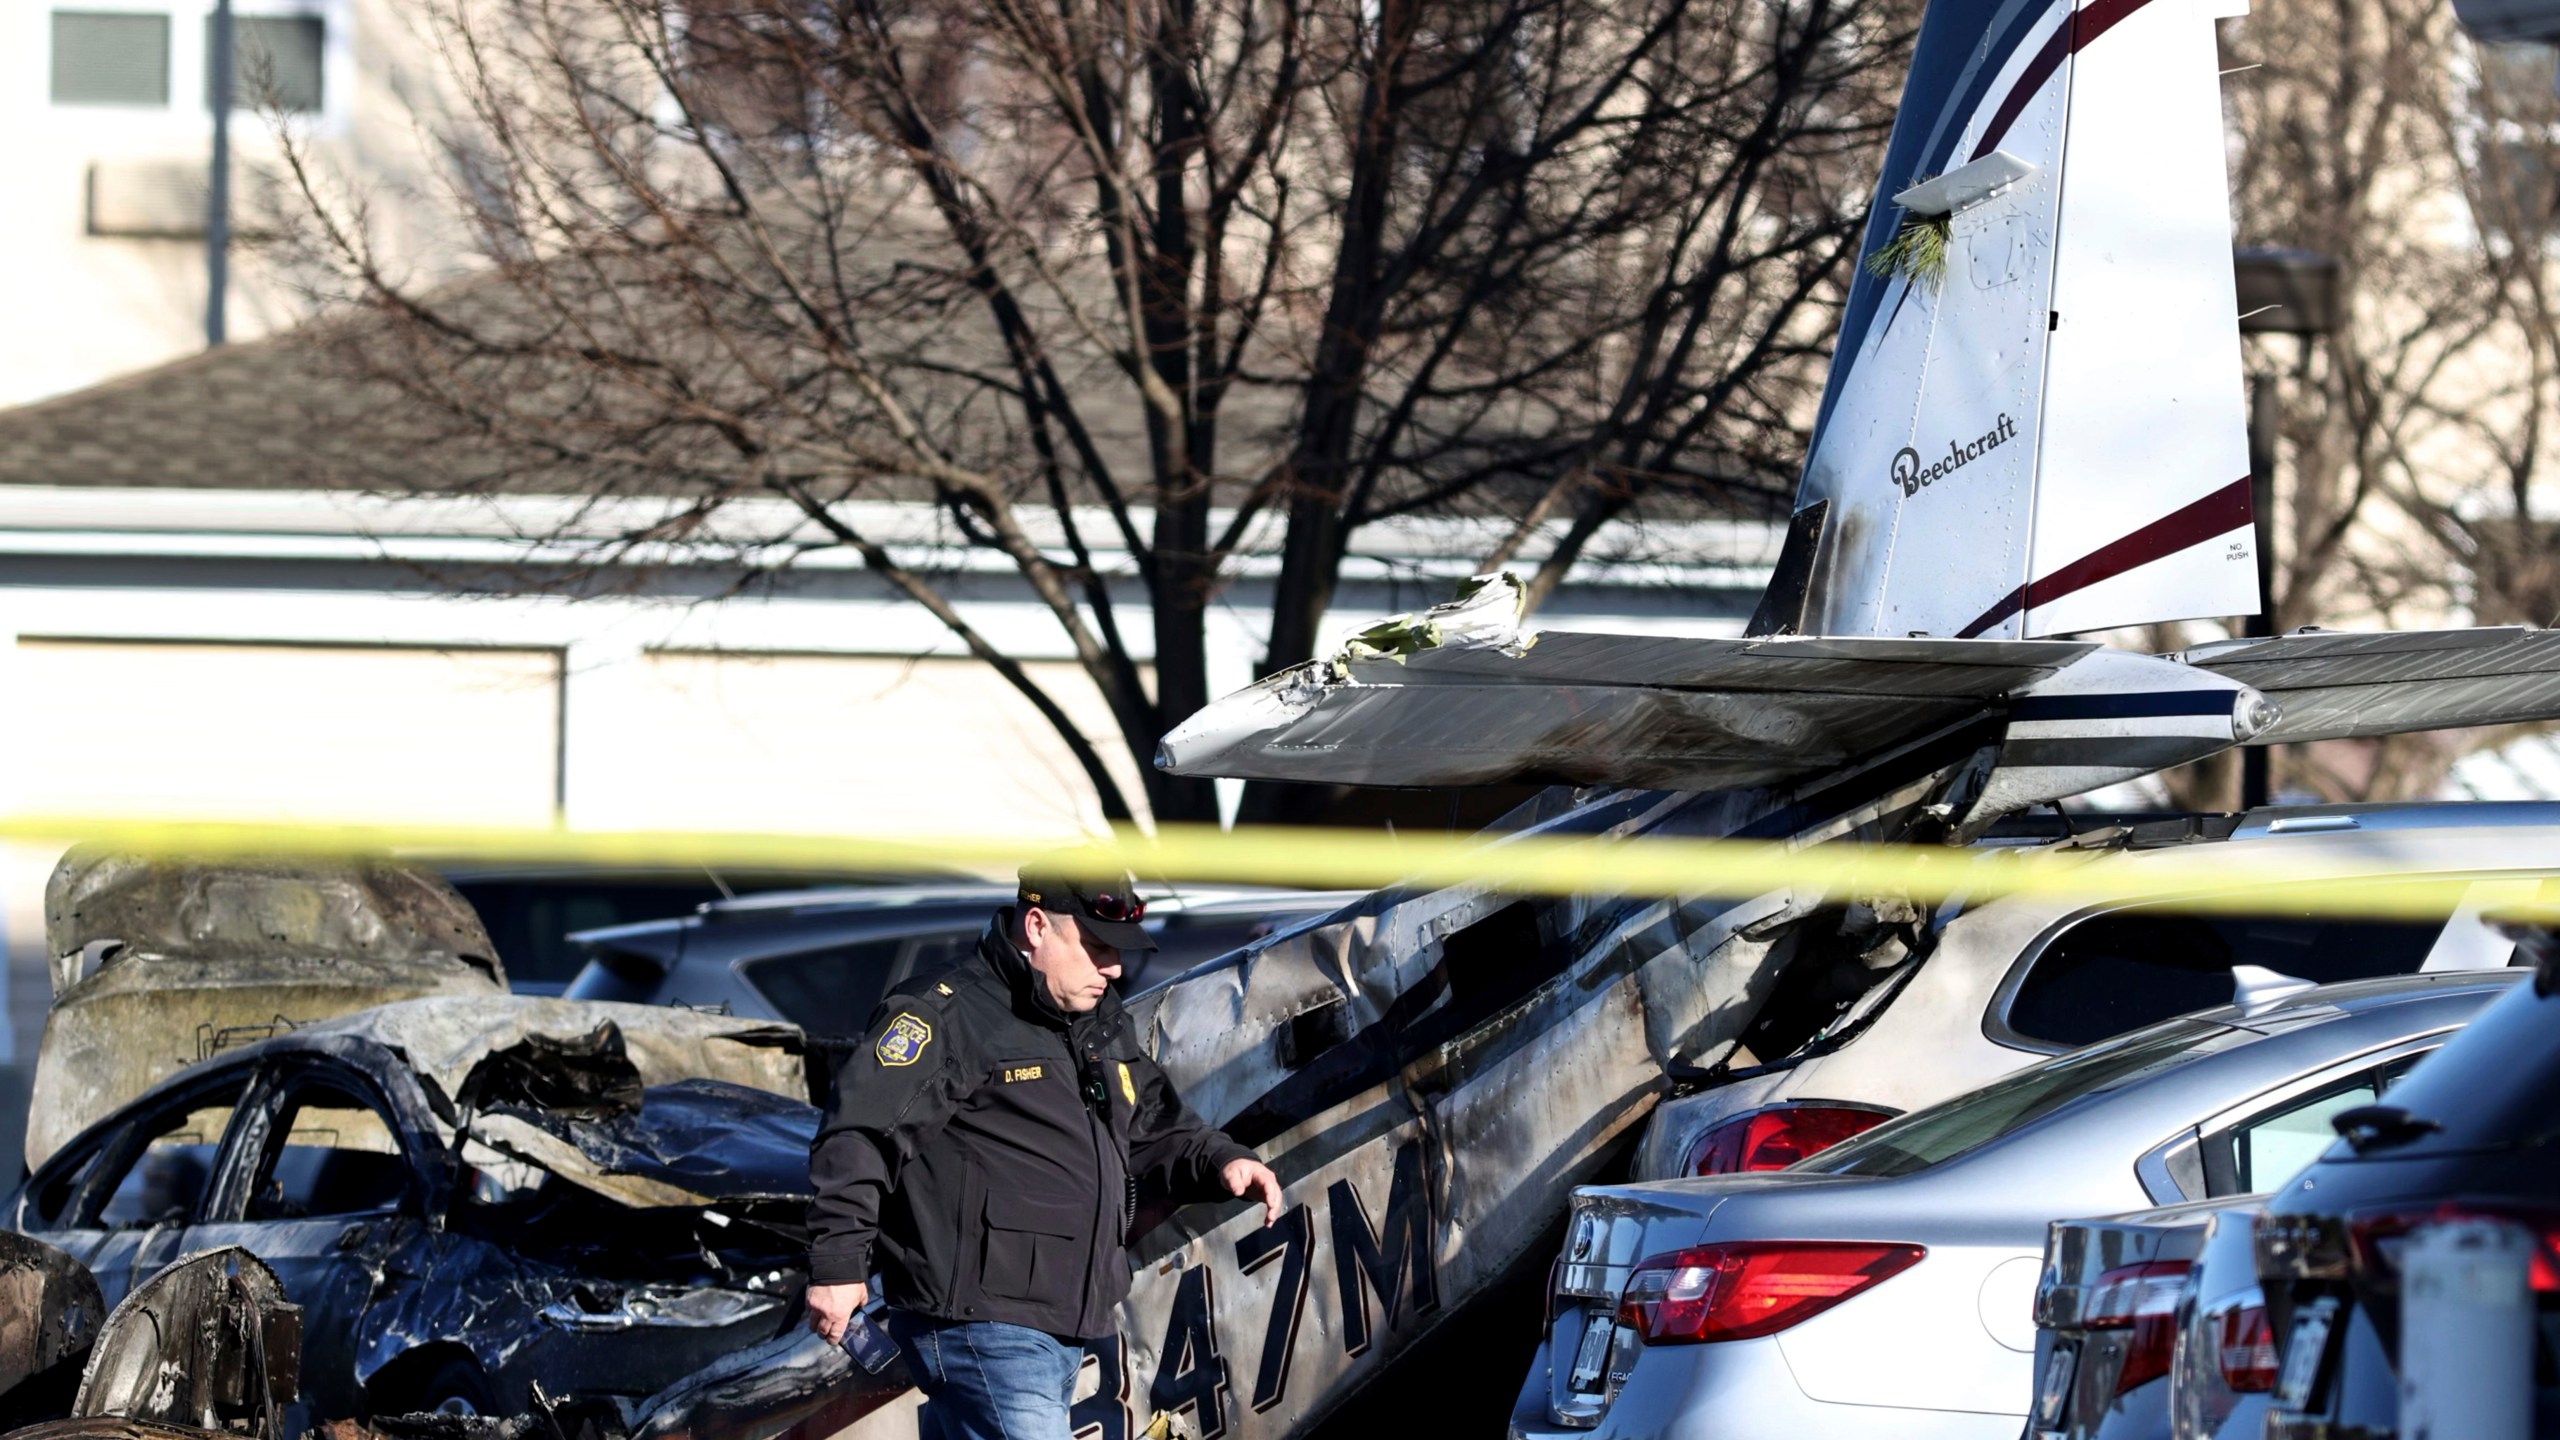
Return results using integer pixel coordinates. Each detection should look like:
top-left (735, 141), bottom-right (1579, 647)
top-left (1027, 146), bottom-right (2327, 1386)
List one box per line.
top-left (367, 1349), bottom-right (499, 1419)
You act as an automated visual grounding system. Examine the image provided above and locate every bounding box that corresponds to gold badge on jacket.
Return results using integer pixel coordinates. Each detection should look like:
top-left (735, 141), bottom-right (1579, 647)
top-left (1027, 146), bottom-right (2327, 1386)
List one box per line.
top-left (1117, 1061), bottom-right (1137, 1105)
top-left (876, 1013), bottom-right (933, 1066)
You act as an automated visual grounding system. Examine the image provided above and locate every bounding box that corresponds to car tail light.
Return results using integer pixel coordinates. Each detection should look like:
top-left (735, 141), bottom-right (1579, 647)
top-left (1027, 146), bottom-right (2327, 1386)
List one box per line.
top-left (2343, 1204), bottom-right (2560, 1291)
top-left (2215, 1301), bottom-right (2277, 1392)
top-left (1615, 1241), bottom-right (1923, 1344)
top-left (2081, 1260), bottom-right (2190, 1395)
top-left (1681, 1104), bottom-right (1896, 1176)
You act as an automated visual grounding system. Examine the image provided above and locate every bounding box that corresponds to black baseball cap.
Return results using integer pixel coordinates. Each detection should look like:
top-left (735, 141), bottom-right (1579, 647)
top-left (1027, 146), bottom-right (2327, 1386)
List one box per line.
top-left (1017, 863), bottom-right (1158, 952)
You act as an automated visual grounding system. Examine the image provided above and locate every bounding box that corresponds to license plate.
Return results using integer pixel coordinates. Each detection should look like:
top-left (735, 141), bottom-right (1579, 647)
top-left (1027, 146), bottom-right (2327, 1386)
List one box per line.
top-left (2274, 1298), bottom-right (2339, 1411)
top-left (2034, 1344), bottom-right (2076, 1426)
top-left (1568, 1310), bottom-right (1616, 1392)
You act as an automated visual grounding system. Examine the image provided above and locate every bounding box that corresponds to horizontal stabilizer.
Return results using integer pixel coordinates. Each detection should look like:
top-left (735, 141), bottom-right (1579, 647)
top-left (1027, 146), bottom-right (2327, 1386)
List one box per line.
top-left (2184, 627), bottom-right (2560, 743)
top-left (1157, 632), bottom-right (2094, 789)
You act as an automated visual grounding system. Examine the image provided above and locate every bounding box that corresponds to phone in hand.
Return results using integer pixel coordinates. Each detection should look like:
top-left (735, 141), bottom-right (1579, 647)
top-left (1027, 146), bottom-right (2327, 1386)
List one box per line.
top-left (842, 1311), bottom-right (898, 1374)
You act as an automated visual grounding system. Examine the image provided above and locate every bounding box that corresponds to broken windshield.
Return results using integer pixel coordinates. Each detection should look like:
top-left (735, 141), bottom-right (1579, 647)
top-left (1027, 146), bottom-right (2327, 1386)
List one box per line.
top-left (1796, 1018), bottom-right (2241, 1178)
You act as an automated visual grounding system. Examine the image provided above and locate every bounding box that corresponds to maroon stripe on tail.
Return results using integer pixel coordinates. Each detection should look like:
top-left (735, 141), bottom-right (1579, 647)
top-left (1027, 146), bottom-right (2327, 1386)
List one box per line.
top-left (1956, 477), bottom-right (2254, 638)
top-left (2070, 0), bottom-right (2156, 50)
top-left (1970, 0), bottom-right (2164, 161)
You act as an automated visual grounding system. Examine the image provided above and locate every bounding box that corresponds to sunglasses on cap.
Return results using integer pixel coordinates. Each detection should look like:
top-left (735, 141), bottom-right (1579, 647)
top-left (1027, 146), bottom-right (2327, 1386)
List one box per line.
top-left (1077, 884), bottom-right (1146, 923)
top-left (1017, 875), bottom-right (1149, 924)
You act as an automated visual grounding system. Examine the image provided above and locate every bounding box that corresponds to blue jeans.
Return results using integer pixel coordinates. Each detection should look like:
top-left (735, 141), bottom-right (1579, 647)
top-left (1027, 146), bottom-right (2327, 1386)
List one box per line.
top-left (886, 1312), bottom-right (1085, 1440)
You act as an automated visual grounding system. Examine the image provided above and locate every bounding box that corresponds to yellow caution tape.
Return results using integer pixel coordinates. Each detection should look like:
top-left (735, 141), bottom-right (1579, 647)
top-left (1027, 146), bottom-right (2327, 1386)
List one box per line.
top-left (1, 813), bottom-right (2553, 924)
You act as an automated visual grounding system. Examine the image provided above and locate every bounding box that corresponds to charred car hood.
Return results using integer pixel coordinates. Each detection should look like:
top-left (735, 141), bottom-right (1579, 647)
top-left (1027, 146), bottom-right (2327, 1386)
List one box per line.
top-left (305, 996), bottom-right (814, 1209)
top-left (27, 850), bottom-right (507, 1168)
top-left (470, 1079), bottom-right (819, 1208)
top-left (295, 996), bottom-right (807, 1114)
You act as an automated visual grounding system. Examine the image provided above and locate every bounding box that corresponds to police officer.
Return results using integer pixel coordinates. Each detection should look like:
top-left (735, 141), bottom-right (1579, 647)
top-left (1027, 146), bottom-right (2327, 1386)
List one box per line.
top-left (804, 863), bottom-right (1283, 1440)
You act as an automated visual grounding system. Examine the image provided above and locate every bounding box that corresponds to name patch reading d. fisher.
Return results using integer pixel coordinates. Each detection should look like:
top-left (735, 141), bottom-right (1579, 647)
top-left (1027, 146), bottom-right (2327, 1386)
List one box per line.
top-left (1000, 1063), bottom-right (1045, 1084)
top-left (876, 1013), bottom-right (933, 1067)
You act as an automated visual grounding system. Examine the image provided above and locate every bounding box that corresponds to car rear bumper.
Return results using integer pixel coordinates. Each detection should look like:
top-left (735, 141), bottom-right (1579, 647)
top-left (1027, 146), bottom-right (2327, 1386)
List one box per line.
top-left (1506, 1332), bottom-right (2023, 1440)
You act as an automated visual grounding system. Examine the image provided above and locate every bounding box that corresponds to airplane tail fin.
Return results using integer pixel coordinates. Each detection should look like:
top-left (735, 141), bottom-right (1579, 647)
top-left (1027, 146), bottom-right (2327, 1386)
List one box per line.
top-left (1760, 0), bottom-right (2259, 641)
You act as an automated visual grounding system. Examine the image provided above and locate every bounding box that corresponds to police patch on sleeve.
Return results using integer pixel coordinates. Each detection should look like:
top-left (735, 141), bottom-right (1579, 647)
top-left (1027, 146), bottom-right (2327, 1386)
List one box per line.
top-left (876, 1013), bottom-right (933, 1067)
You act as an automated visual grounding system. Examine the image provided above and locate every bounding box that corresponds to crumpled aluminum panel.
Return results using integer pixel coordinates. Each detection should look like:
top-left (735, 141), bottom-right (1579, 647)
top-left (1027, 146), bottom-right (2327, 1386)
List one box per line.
top-left (1062, 784), bottom-right (1956, 1440)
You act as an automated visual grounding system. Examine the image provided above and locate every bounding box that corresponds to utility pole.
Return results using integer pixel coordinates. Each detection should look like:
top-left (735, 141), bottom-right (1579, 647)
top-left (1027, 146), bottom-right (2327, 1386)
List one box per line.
top-left (2231, 246), bottom-right (2340, 809)
top-left (2241, 373), bottom-right (2279, 809)
top-left (206, 0), bottom-right (234, 347)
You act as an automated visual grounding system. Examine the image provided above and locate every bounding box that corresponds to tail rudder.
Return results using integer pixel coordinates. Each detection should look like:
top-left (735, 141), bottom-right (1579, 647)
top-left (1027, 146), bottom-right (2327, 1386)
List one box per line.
top-left (1759, 0), bottom-right (2256, 641)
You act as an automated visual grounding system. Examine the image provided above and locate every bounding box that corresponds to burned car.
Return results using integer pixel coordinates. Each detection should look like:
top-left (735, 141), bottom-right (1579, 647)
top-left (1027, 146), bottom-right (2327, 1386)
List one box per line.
top-left (2, 995), bottom-right (878, 1430)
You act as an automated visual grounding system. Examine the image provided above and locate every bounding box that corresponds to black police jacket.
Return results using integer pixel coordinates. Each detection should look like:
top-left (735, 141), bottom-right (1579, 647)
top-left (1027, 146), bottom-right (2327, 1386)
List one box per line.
top-left (806, 916), bottom-right (1255, 1338)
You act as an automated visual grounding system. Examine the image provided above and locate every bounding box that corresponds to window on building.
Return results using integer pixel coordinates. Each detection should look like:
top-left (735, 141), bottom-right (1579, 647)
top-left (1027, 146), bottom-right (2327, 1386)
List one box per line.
top-left (2474, 44), bottom-right (2560, 247)
top-left (2479, 41), bottom-right (2558, 117)
top-left (209, 12), bottom-right (325, 113)
top-left (675, 0), bottom-right (817, 139)
top-left (2481, 138), bottom-right (2560, 245)
top-left (51, 10), bottom-right (172, 106)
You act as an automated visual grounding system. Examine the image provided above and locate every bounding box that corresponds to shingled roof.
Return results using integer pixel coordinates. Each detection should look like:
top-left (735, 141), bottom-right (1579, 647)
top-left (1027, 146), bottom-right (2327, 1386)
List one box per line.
top-left (0, 331), bottom-right (385, 490)
top-left (0, 311), bottom-right (1783, 531)
top-left (0, 318), bottom-right (1238, 503)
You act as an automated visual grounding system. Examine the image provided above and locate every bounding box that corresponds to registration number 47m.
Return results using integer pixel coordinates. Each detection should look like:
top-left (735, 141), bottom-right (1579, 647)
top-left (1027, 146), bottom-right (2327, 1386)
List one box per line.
top-left (1072, 1138), bottom-right (1441, 1440)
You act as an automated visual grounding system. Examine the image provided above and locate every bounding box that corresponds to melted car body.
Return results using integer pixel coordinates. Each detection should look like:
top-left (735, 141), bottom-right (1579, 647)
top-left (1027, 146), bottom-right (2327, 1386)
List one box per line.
top-left (4, 998), bottom-right (874, 1430)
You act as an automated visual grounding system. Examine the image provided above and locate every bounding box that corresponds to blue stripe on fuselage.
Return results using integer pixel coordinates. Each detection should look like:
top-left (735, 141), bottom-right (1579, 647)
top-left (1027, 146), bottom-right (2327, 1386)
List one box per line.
top-left (1802, 0), bottom-right (2067, 457)
top-left (2007, 690), bottom-right (2242, 721)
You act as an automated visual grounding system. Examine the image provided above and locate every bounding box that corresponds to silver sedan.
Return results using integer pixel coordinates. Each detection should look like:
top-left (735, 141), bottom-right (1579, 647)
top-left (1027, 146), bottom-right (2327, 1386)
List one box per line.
top-left (1506, 971), bottom-right (2515, 1440)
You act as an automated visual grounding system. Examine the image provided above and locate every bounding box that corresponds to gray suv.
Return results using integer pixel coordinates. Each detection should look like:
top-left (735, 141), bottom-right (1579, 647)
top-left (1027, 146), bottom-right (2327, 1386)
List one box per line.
top-left (561, 884), bottom-right (1359, 1035)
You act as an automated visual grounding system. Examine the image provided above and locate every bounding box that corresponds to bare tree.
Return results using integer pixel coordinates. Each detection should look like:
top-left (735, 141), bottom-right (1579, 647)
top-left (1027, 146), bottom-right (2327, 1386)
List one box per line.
top-left (2154, 0), bottom-right (2560, 807)
top-left (274, 0), bottom-right (1912, 825)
